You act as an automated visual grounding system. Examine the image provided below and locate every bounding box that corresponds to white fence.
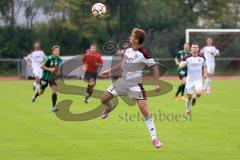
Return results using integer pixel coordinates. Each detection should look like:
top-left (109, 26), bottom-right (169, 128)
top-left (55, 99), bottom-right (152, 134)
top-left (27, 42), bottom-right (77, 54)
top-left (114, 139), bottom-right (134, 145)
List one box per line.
top-left (0, 56), bottom-right (240, 79)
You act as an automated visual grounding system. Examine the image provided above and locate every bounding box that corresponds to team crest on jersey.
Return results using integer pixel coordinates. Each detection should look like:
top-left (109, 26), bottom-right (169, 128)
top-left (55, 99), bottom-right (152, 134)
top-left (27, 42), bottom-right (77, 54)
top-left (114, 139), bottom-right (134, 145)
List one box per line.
top-left (134, 54), bottom-right (138, 59)
top-left (126, 57), bottom-right (134, 62)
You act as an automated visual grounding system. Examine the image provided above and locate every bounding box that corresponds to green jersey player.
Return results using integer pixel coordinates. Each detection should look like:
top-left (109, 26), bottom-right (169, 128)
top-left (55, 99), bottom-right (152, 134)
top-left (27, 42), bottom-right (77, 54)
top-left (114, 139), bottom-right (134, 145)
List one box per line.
top-left (32, 45), bottom-right (62, 112)
top-left (174, 43), bottom-right (190, 100)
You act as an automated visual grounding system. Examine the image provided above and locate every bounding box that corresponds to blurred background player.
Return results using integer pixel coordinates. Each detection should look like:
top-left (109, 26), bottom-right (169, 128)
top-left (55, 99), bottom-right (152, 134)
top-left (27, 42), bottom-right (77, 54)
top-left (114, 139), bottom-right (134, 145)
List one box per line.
top-left (25, 41), bottom-right (45, 93)
top-left (100, 28), bottom-right (161, 149)
top-left (180, 43), bottom-right (207, 115)
top-left (174, 43), bottom-right (190, 101)
top-left (81, 44), bottom-right (103, 103)
top-left (200, 37), bottom-right (220, 94)
top-left (32, 45), bottom-right (62, 112)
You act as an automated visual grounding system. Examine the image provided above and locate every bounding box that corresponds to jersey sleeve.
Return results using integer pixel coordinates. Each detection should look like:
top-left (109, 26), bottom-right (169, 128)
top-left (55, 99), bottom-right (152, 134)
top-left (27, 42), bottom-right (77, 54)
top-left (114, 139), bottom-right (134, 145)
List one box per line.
top-left (203, 57), bottom-right (207, 67)
top-left (44, 56), bottom-right (51, 67)
top-left (176, 51), bottom-right (181, 60)
top-left (25, 54), bottom-right (32, 61)
top-left (82, 54), bottom-right (87, 63)
top-left (180, 57), bottom-right (188, 67)
top-left (97, 54), bottom-right (104, 65)
top-left (214, 47), bottom-right (220, 55)
top-left (42, 51), bottom-right (46, 58)
top-left (200, 48), bottom-right (205, 56)
top-left (139, 47), bottom-right (156, 68)
top-left (142, 57), bottom-right (156, 68)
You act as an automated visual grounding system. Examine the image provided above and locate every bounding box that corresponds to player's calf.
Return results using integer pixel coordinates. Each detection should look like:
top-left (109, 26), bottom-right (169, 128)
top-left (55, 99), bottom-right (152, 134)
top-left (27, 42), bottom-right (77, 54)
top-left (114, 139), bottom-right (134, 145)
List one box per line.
top-left (186, 94), bottom-right (192, 114)
top-left (84, 79), bottom-right (96, 103)
top-left (51, 86), bottom-right (58, 112)
top-left (101, 91), bottom-right (115, 119)
top-left (137, 99), bottom-right (162, 148)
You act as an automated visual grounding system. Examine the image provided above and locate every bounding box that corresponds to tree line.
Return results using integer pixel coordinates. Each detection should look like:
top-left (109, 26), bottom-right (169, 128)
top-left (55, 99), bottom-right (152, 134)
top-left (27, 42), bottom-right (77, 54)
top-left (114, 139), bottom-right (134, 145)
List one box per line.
top-left (0, 0), bottom-right (239, 58)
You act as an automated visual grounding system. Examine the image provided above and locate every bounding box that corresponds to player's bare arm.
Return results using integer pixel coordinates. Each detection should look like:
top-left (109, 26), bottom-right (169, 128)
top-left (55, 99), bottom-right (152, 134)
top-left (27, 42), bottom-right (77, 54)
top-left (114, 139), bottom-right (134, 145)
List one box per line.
top-left (152, 65), bottom-right (160, 92)
top-left (40, 63), bottom-right (55, 73)
top-left (101, 63), bottom-right (121, 77)
top-left (175, 57), bottom-right (180, 65)
top-left (179, 61), bottom-right (187, 68)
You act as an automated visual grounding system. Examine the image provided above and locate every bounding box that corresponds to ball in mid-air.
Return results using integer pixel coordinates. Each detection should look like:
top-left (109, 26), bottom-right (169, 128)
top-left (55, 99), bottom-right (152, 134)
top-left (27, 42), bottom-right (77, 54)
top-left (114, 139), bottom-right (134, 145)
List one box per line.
top-left (91, 3), bottom-right (106, 17)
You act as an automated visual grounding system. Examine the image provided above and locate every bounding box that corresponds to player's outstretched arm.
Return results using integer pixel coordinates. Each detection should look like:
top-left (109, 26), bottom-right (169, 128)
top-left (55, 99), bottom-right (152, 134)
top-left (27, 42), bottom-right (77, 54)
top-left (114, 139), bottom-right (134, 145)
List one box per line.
top-left (152, 65), bottom-right (160, 92)
top-left (101, 63), bottom-right (121, 77)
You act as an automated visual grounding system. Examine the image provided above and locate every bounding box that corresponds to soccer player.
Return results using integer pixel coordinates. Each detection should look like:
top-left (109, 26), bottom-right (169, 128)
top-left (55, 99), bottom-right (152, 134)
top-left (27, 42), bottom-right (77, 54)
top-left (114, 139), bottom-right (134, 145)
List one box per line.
top-left (81, 44), bottom-right (103, 103)
top-left (200, 37), bottom-right (220, 94)
top-left (32, 45), bottom-right (62, 112)
top-left (25, 41), bottom-right (45, 93)
top-left (100, 28), bottom-right (162, 149)
top-left (180, 43), bottom-right (207, 115)
top-left (174, 43), bottom-right (190, 100)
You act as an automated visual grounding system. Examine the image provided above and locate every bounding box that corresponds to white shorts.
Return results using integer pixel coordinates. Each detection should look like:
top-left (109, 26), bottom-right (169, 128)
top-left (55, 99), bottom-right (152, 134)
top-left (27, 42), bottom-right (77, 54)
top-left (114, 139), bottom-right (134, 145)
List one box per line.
top-left (185, 81), bottom-right (203, 94)
top-left (206, 62), bottom-right (215, 75)
top-left (107, 78), bottom-right (146, 100)
top-left (32, 66), bottom-right (43, 78)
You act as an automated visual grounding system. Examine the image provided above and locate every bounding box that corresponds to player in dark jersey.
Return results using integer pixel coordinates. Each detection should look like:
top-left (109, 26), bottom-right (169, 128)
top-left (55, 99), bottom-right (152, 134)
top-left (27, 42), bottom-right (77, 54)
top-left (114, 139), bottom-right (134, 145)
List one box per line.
top-left (81, 44), bottom-right (103, 103)
top-left (32, 45), bottom-right (62, 112)
top-left (174, 43), bottom-right (190, 101)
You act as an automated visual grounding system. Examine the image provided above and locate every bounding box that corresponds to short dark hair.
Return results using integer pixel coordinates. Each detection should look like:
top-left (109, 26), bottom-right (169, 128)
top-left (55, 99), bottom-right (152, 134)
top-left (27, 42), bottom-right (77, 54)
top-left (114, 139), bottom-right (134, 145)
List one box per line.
top-left (132, 28), bottom-right (146, 45)
top-left (52, 45), bottom-right (60, 51)
top-left (191, 42), bottom-right (198, 46)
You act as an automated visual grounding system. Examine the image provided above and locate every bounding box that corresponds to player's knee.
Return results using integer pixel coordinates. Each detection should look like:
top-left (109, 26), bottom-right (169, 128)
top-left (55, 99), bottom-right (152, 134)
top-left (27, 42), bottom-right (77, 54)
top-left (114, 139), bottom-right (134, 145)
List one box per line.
top-left (51, 88), bottom-right (57, 94)
top-left (35, 78), bottom-right (41, 83)
top-left (101, 97), bottom-right (107, 104)
top-left (196, 93), bottom-right (201, 97)
top-left (52, 91), bottom-right (57, 94)
top-left (101, 92), bottom-right (112, 104)
top-left (89, 80), bottom-right (95, 86)
top-left (39, 89), bottom-right (44, 95)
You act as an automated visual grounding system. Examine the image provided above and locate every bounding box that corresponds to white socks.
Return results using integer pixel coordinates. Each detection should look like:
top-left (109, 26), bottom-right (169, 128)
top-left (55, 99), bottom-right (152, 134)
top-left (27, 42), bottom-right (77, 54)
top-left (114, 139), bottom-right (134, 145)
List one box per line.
top-left (35, 83), bottom-right (40, 93)
top-left (145, 117), bottom-right (157, 140)
top-left (33, 81), bottom-right (36, 87)
top-left (204, 77), bottom-right (211, 90)
top-left (186, 99), bottom-right (191, 113)
top-left (105, 101), bottom-right (115, 110)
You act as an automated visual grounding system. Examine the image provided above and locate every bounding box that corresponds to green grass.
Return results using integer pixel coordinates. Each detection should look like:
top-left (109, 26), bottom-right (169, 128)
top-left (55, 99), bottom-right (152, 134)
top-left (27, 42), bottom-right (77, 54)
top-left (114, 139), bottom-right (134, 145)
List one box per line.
top-left (0, 80), bottom-right (239, 160)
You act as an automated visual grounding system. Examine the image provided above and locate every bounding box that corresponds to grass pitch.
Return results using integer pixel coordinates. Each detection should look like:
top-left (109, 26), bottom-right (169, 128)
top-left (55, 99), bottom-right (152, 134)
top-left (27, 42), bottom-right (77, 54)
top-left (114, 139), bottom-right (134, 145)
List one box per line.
top-left (0, 80), bottom-right (239, 160)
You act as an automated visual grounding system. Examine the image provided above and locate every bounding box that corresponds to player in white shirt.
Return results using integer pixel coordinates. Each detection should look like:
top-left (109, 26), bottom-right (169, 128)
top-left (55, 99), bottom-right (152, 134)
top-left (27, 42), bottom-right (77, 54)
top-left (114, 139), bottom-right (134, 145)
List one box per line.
top-left (25, 41), bottom-right (45, 93)
top-left (180, 43), bottom-right (207, 115)
top-left (200, 37), bottom-right (220, 94)
top-left (100, 28), bottom-right (162, 149)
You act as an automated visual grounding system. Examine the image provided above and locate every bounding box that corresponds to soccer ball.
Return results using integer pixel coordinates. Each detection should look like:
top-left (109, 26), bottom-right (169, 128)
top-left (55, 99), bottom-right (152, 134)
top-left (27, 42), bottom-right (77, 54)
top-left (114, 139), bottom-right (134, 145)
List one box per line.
top-left (91, 3), bottom-right (106, 17)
